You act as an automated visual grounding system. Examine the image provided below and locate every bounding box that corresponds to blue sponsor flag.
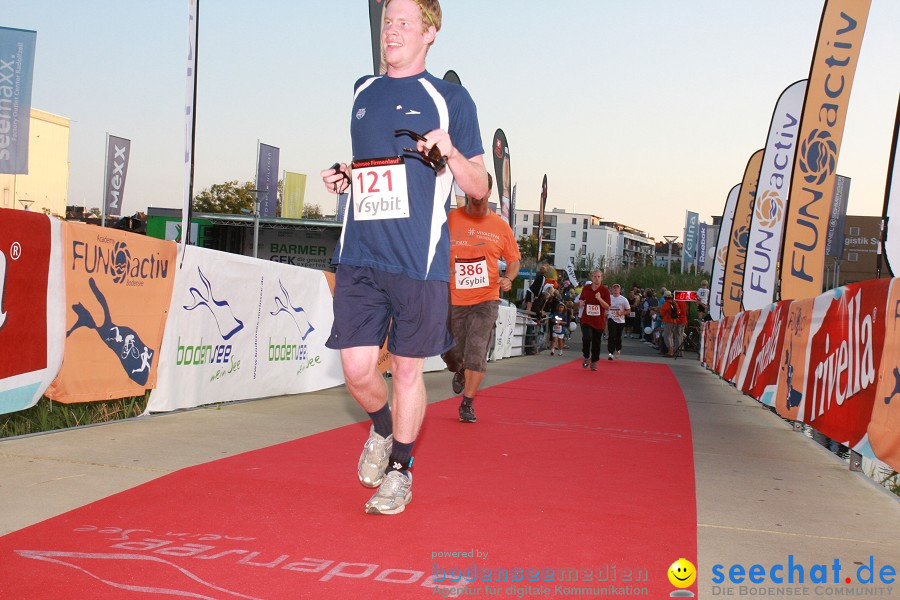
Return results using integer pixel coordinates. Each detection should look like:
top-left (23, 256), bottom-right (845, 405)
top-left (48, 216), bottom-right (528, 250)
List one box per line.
top-left (0, 27), bottom-right (37, 174)
top-left (682, 211), bottom-right (699, 272)
top-left (256, 143), bottom-right (280, 218)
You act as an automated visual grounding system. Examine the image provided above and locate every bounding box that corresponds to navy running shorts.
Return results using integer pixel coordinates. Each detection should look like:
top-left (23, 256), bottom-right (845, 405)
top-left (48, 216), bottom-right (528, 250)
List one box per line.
top-left (326, 265), bottom-right (454, 358)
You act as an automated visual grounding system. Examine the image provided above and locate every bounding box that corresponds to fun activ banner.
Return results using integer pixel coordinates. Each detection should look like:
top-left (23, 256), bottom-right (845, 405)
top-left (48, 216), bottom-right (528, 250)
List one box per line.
top-left (722, 149), bottom-right (763, 317)
top-left (147, 246), bottom-right (345, 413)
top-left (0, 27), bottom-right (37, 174)
top-left (0, 210), bottom-right (64, 414)
top-left (709, 184), bottom-right (741, 320)
top-left (742, 80), bottom-right (807, 311)
top-left (779, 0), bottom-right (872, 301)
top-left (45, 222), bottom-right (177, 402)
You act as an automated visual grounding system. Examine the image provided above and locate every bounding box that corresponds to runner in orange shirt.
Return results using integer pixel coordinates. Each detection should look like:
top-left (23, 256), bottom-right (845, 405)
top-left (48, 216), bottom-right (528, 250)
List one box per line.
top-left (445, 173), bottom-right (521, 422)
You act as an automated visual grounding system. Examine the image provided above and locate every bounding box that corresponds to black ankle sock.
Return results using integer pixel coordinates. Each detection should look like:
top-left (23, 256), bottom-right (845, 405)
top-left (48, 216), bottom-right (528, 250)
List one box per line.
top-left (461, 396), bottom-right (474, 406)
top-left (388, 441), bottom-right (414, 472)
top-left (367, 404), bottom-right (392, 438)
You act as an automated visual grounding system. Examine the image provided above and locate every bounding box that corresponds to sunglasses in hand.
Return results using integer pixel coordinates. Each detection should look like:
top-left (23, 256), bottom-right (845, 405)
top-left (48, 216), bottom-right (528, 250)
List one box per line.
top-left (394, 129), bottom-right (447, 171)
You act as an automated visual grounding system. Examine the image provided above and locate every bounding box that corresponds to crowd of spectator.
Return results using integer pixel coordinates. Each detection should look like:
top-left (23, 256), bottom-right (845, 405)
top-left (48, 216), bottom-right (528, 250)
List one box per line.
top-left (520, 267), bottom-right (708, 359)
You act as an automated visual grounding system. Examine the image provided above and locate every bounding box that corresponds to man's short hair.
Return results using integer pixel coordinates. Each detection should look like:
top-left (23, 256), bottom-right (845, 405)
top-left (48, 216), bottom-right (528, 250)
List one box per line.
top-left (387, 0), bottom-right (442, 32)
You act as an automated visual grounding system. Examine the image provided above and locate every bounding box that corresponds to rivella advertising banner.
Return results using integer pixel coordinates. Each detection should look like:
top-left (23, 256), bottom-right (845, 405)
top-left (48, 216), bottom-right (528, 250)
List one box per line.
top-left (45, 222), bottom-right (177, 402)
top-left (742, 80), bottom-right (807, 311)
top-left (146, 246), bottom-right (344, 413)
top-left (0, 210), bottom-right (64, 414)
top-left (0, 27), bottom-right (37, 174)
top-left (780, 0), bottom-right (872, 301)
top-left (709, 184), bottom-right (741, 321)
top-left (722, 150), bottom-right (764, 317)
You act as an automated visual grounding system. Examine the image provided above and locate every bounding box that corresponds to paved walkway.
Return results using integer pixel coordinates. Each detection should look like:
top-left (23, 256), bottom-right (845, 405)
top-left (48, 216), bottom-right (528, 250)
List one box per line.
top-left (1, 336), bottom-right (897, 598)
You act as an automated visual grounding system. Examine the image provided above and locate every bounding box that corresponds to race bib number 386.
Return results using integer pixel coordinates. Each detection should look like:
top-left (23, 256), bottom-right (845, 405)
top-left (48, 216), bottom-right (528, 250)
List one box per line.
top-left (351, 157), bottom-right (410, 221)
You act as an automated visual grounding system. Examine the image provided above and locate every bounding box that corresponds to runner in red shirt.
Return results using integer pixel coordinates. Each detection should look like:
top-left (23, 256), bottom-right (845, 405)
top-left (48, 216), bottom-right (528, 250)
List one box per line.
top-left (576, 270), bottom-right (611, 370)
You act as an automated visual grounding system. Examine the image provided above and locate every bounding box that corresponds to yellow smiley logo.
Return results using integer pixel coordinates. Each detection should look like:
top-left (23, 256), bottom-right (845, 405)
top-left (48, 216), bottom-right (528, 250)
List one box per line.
top-left (668, 558), bottom-right (696, 588)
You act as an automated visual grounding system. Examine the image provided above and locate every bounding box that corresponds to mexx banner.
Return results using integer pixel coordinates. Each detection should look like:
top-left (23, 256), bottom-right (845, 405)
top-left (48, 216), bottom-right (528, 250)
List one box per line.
top-left (103, 135), bottom-right (131, 218)
top-left (256, 143), bottom-right (280, 218)
top-left (0, 27), bottom-right (37, 174)
top-left (882, 94), bottom-right (900, 276)
top-left (722, 150), bottom-right (763, 317)
top-left (147, 246), bottom-right (344, 413)
top-left (682, 211), bottom-right (699, 272)
top-left (709, 184), bottom-right (741, 321)
top-left (282, 171), bottom-right (307, 219)
top-left (742, 80), bottom-right (807, 311)
top-left (780, 0), bottom-right (871, 301)
top-left (45, 222), bottom-right (177, 402)
top-left (493, 129), bottom-right (512, 227)
top-left (537, 175), bottom-right (548, 261)
top-left (0, 210), bottom-right (64, 414)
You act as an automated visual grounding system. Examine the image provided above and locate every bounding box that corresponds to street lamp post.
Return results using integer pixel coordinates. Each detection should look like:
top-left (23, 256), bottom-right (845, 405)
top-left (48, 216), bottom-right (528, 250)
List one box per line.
top-left (664, 235), bottom-right (678, 274)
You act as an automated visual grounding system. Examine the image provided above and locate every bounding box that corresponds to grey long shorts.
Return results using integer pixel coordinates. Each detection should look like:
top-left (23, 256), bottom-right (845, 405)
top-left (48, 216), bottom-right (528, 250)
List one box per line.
top-left (447, 300), bottom-right (500, 373)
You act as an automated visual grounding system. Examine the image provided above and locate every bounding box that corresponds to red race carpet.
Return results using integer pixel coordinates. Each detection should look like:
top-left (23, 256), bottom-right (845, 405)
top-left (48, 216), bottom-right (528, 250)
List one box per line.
top-left (0, 360), bottom-right (697, 599)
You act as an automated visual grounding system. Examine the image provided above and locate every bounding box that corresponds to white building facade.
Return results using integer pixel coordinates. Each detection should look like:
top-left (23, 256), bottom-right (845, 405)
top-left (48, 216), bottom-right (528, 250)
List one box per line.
top-left (511, 207), bottom-right (655, 275)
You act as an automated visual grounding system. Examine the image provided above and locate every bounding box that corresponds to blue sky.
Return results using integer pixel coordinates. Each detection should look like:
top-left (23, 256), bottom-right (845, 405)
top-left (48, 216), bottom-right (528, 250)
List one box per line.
top-left (4, 1), bottom-right (899, 241)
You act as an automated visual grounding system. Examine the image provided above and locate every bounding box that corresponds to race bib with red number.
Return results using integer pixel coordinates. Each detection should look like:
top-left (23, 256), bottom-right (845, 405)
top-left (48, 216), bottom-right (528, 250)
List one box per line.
top-left (586, 304), bottom-right (602, 317)
top-left (455, 257), bottom-right (489, 289)
top-left (351, 157), bottom-right (410, 221)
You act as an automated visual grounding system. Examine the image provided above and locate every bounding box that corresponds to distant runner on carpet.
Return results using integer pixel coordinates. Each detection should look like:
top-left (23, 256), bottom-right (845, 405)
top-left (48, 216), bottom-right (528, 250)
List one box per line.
top-left (577, 269), bottom-right (611, 371)
top-left (445, 172), bottom-right (520, 423)
top-left (319, 0), bottom-right (488, 514)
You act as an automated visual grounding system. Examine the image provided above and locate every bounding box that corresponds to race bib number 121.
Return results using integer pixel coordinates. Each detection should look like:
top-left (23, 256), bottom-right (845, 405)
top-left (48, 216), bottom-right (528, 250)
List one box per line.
top-left (351, 157), bottom-right (410, 221)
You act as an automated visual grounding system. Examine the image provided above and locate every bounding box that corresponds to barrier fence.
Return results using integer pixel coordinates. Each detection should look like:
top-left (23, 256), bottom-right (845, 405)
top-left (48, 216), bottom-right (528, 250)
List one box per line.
top-left (700, 277), bottom-right (900, 472)
top-left (0, 209), bottom-right (525, 417)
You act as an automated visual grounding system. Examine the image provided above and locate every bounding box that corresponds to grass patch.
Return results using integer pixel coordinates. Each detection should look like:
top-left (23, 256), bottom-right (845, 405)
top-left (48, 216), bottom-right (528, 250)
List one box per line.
top-left (0, 393), bottom-right (148, 439)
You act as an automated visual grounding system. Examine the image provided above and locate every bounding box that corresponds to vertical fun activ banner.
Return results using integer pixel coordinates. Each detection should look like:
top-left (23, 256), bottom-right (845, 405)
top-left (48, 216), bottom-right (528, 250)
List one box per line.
top-left (742, 80), bottom-right (807, 311)
top-left (722, 150), bottom-right (763, 317)
top-left (256, 143), bottom-right (280, 219)
top-left (779, 0), bottom-right (872, 301)
top-left (103, 135), bottom-right (131, 219)
top-left (0, 27), bottom-right (37, 174)
top-left (709, 184), bottom-right (741, 321)
top-left (493, 129), bottom-right (512, 226)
